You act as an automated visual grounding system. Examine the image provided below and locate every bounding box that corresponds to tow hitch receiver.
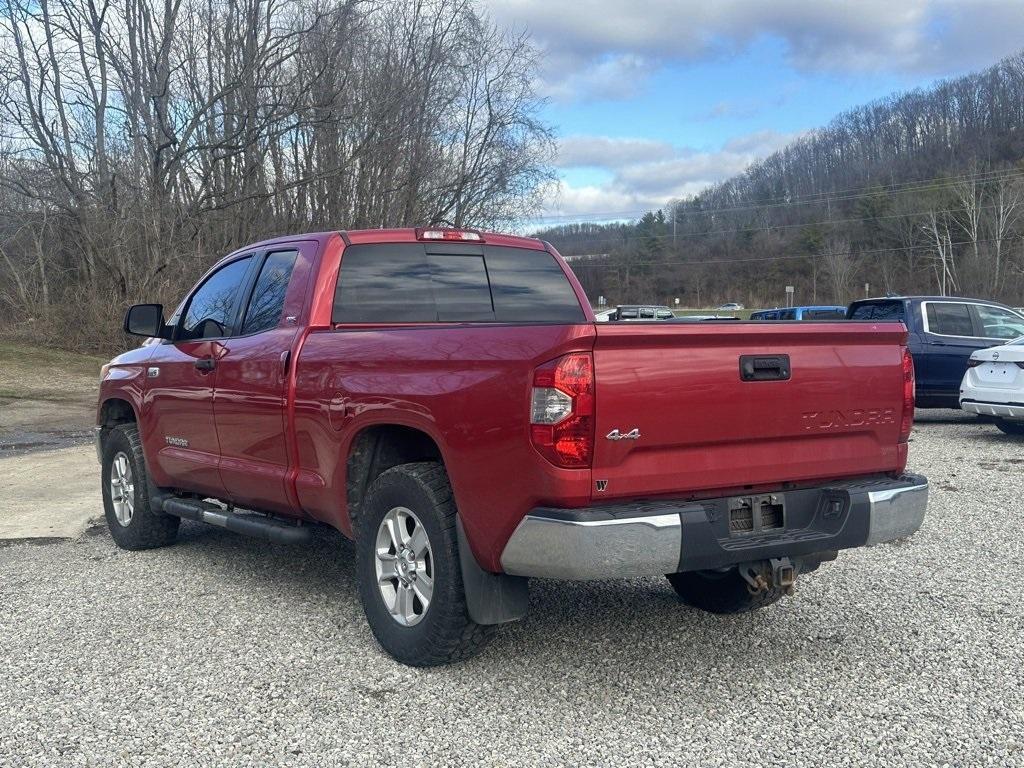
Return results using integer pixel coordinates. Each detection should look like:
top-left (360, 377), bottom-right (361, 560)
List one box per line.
top-left (739, 557), bottom-right (797, 596)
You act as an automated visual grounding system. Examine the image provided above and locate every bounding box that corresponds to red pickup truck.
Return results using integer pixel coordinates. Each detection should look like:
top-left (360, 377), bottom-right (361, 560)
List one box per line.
top-left (97, 228), bottom-right (928, 665)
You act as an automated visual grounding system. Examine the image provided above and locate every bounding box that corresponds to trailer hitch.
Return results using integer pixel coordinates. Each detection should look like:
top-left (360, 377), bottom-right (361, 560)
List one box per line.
top-left (739, 557), bottom-right (797, 596)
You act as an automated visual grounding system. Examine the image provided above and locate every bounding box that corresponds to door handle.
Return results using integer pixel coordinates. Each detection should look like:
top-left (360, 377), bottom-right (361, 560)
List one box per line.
top-left (194, 357), bottom-right (216, 372)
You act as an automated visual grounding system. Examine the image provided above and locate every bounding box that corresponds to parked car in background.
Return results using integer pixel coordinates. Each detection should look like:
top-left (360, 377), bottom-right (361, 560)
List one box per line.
top-left (718, 302), bottom-right (744, 310)
top-left (847, 296), bottom-right (1024, 408)
top-left (609, 304), bottom-right (675, 320)
top-left (960, 339), bottom-right (1024, 435)
top-left (594, 308), bottom-right (616, 322)
top-left (751, 306), bottom-right (847, 321)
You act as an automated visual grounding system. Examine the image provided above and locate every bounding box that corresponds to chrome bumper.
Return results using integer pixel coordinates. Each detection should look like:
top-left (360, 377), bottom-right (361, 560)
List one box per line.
top-left (500, 475), bottom-right (929, 581)
top-left (865, 479), bottom-right (929, 546)
top-left (500, 510), bottom-right (682, 580)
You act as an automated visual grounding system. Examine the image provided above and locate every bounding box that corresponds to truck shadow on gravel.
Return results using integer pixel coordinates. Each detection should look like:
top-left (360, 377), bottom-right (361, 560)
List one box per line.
top-left (85, 519), bottom-right (807, 672)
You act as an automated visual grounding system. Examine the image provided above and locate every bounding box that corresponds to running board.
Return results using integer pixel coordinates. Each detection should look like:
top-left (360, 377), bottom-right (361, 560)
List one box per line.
top-left (156, 496), bottom-right (313, 545)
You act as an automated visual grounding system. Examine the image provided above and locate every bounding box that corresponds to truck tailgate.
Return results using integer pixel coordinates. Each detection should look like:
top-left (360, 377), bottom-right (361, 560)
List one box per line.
top-left (592, 322), bottom-right (908, 499)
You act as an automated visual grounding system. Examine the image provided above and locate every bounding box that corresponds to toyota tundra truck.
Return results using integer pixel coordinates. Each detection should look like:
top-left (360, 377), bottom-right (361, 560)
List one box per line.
top-left (96, 228), bottom-right (928, 666)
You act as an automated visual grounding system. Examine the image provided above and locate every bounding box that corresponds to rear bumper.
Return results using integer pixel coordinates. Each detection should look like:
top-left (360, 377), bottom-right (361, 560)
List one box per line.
top-left (499, 474), bottom-right (928, 580)
top-left (961, 398), bottom-right (1024, 420)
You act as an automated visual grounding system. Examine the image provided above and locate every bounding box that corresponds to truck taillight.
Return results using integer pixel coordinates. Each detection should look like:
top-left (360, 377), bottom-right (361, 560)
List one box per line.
top-left (899, 347), bottom-right (915, 443)
top-left (530, 353), bottom-right (594, 468)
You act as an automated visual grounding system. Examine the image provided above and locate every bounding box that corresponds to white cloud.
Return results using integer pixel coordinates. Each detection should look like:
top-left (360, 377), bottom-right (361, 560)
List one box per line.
top-left (539, 54), bottom-right (655, 102)
top-left (555, 136), bottom-right (678, 169)
top-left (483, 0), bottom-right (1024, 101)
top-left (543, 129), bottom-right (796, 218)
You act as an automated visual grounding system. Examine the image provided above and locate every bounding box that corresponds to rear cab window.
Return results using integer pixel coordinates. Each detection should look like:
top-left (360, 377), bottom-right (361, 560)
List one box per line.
top-left (804, 309), bottom-right (846, 320)
top-left (332, 243), bottom-right (585, 324)
top-left (848, 301), bottom-right (906, 322)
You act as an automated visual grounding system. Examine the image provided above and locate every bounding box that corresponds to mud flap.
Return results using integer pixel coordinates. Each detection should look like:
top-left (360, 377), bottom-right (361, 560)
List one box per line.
top-left (457, 517), bottom-right (529, 625)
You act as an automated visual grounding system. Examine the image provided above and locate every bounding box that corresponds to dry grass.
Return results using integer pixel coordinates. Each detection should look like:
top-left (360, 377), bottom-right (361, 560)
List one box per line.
top-left (0, 342), bottom-right (106, 404)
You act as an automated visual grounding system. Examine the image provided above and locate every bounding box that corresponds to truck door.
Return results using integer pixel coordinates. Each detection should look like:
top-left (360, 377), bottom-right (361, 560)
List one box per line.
top-left (212, 242), bottom-right (317, 515)
top-left (143, 255), bottom-right (256, 497)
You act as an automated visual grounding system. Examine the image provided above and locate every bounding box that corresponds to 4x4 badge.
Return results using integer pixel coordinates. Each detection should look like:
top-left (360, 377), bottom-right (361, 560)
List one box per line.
top-left (606, 428), bottom-right (640, 441)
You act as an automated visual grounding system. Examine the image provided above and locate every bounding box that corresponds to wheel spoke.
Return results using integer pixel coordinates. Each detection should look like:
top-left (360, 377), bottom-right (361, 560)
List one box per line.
top-left (413, 573), bottom-right (433, 608)
top-left (376, 552), bottom-right (398, 582)
top-left (408, 525), bottom-right (428, 558)
top-left (394, 582), bottom-right (414, 622)
top-left (383, 515), bottom-right (403, 551)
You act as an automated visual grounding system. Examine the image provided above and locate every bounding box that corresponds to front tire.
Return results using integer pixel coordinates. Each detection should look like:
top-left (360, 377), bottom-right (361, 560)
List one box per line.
top-left (667, 569), bottom-right (784, 614)
top-left (356, 462), bottom-right (492, 666)
top-left (101, 423), bottom-right (179, 550)
top-left (995, 419), bottom-right (1024, 436)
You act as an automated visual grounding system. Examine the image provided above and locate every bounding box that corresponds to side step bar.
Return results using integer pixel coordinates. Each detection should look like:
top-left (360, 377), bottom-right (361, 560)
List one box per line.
top-left (155, 496), bottom-right (313, 545)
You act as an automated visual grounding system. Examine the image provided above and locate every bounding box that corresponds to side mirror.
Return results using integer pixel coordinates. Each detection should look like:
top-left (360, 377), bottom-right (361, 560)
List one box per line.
top-left (124, 303), bottom-right (171, 339)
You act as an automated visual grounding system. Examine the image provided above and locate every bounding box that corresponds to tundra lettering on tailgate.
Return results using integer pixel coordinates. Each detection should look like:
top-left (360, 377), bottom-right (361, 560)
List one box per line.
top-left (801, 408), bottom-right (896, 431)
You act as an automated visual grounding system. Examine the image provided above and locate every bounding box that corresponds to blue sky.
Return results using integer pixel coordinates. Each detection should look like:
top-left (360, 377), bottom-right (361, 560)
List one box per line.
top-left (481, 0), bottom-right (1024, 224)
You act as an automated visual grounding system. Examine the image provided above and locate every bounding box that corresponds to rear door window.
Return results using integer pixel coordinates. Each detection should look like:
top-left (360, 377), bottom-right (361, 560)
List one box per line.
top-left (241, 250), bottom-right (298, 334)
top-left (925, 302), bottom-right (974, 336)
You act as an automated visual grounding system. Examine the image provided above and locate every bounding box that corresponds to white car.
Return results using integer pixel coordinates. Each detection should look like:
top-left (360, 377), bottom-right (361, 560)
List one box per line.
top-left (960, 338), bottom-right (1024, 435)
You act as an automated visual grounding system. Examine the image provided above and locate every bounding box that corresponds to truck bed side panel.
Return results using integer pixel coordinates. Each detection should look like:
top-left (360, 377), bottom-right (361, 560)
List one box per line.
top-left (292, 323), bottom-right (595, 570)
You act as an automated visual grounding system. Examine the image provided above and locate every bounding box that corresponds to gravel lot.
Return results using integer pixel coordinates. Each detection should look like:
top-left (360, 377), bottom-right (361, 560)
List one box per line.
top-left (1, 410), bottom-right (1022, 767)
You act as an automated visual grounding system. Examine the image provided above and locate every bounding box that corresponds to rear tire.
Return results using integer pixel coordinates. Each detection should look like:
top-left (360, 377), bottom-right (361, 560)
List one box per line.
top-left (667, 569), bottom-right (784, 614)
top-left (995, 419), bottom-right (1024, 436)
top-left (356, 462), bottom-right (493, 666)
top-left (101, 423), bottom-right (179, 550)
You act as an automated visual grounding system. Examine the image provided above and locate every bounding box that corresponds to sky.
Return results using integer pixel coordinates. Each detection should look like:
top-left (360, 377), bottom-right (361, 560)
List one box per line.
top-left (480, 0), bottom-right (1024, 226)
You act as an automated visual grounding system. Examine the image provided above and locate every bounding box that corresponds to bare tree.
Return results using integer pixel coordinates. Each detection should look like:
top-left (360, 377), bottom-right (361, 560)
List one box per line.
top-left (0, 0), bottom-right (554, 349)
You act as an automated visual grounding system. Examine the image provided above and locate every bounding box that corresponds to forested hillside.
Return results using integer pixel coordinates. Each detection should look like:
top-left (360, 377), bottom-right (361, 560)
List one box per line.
top-left (539, 52), bottom-right (1024, 309)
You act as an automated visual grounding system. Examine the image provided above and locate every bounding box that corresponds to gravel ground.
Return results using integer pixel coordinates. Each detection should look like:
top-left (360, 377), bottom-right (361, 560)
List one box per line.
top-left (1, 410), bottom-right (1022, 767)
